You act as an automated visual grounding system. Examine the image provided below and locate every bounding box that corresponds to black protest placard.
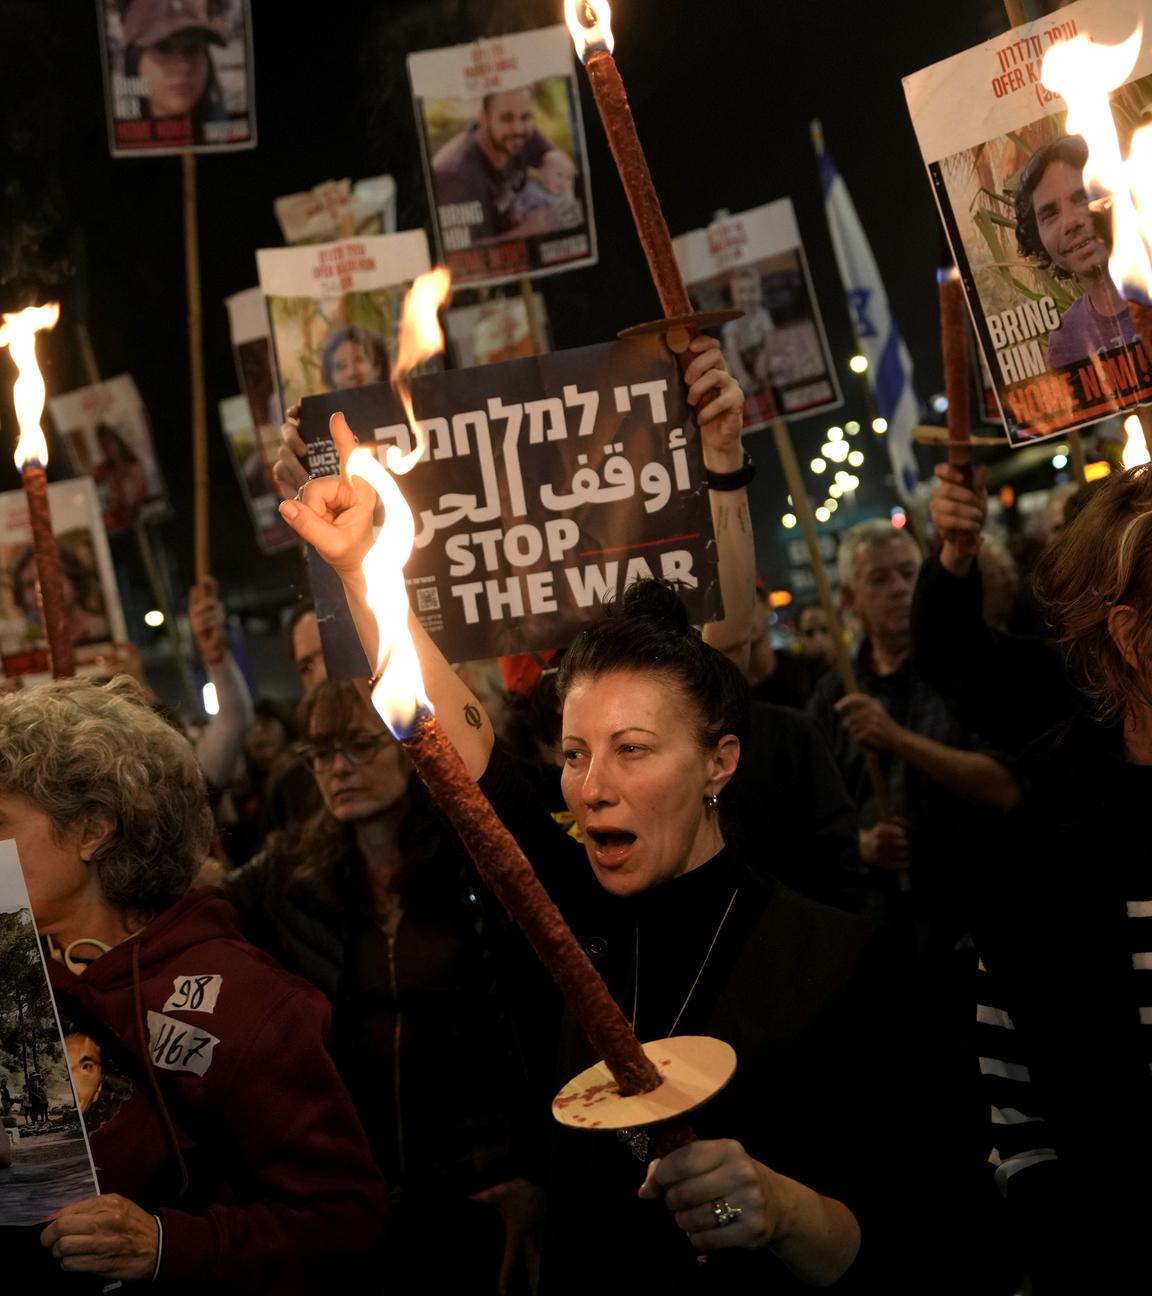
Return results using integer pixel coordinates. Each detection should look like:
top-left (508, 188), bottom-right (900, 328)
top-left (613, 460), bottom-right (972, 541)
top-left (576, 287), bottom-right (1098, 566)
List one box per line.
top-left (299, 335), bottom-right (721, 670)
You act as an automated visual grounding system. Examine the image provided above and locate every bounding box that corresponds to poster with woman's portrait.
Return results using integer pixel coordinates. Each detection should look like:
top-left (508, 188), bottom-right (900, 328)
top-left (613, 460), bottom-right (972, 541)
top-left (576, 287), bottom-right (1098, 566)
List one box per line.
top-left (48, 375), bottom-right (171, 535)
top-left (904, 0), bottom-right (1152, 445)
top-left (0, 840), bottom-right (101, 1226)
top-left (409, 25), bottom-right (598, 287)
top-left (0, 479), bottom-right (127, 683)
top-left (97, 0), bottom-right (257, 156)
top-left (673, 199), bottom-right (843, 433)
top-left (256, 230), bottom-right (433, 414)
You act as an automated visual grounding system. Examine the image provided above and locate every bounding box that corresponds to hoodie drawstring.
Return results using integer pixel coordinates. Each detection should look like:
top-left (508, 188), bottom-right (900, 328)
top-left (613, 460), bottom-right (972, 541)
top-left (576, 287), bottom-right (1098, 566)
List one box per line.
top-left (132, 941), bottom-right (190, 1200)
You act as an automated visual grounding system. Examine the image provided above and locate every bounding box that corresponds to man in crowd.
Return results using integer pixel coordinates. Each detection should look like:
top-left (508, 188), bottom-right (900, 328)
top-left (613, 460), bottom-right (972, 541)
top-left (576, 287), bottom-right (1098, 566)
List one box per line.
top-left (808, 519), bottom-right (1019, 933)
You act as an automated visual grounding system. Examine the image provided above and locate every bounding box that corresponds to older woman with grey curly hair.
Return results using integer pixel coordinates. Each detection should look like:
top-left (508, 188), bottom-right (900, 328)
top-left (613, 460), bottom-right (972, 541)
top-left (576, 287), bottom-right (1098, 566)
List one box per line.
top-left (0, 676), bottom-right (387, 1292)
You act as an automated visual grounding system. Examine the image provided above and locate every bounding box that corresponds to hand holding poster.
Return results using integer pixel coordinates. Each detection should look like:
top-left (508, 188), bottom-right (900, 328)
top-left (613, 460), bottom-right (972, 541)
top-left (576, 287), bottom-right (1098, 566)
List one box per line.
top-left (409, 26), bottom-right (598, 287)
top-left (904, 0), bottom-right (1152, 445)
top-left (298, 334), bottom-right (720, 669)
top-left (673, 200), bottom-right (843, 431)
top-left (256, 231), bottom-right (432, 414)
top-left (97, 0), bottom-right (257, 156)
top-left (0, 840), bottom-right (100, 1227)
top-left (47, 375), bottom-right (171, 535)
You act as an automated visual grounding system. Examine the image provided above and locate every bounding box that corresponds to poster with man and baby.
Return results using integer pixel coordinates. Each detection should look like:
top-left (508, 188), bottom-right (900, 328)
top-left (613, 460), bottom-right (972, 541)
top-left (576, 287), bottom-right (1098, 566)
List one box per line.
top-left (674, 199), bottom-right (844, 434)
top-left (904, 0), bottom-right (1152, 446)
top-left (96, 0), bottom-right (257, 157)
top-left (408, 25), bottom-right (599, 287)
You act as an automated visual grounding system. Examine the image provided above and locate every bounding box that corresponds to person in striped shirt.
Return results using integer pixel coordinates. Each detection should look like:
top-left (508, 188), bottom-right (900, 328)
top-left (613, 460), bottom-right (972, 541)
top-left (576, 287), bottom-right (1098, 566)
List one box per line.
top-left (975, 462), bottom-right (1152, 1293)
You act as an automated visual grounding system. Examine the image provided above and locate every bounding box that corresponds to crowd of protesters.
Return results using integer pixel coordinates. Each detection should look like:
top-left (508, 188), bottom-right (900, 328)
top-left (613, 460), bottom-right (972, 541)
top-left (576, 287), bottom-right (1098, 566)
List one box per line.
top-left (1, 329), bottom-right (1147, 1292)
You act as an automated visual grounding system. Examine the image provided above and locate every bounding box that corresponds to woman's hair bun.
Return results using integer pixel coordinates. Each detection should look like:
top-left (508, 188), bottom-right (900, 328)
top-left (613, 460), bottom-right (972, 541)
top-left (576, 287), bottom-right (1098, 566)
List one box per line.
top-left (617, 577), bottom-right (693, 635)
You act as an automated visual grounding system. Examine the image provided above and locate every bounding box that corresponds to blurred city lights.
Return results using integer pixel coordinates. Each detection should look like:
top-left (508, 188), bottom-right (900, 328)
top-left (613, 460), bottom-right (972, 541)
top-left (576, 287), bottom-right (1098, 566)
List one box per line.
top-left (827, 426), bottom-right (844, 441)
top-left (782, 513), bottom-right (797, 528)
top-left (815, 506), bottom-right (831, 522)
top-left (872, 417), bottom-right (888, 433)
top-left (849, 354), bottom-right (868, 373)
top-left (203, 683), bottom-right (220, 716)
top-left (810, 458), bottom-right (827, 473)
top-left (144, 609), bottom-right (165, 628)
top-left (848, 450), bottom-right (865, 467)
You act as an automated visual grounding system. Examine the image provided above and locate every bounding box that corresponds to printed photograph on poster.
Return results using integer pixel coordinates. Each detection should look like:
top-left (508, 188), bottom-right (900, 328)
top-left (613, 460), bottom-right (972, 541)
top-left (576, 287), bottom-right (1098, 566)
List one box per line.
top-left (48, 374), bottom-right (171, 534)
top-left (96, 0), bottom-right (257, 157)
top-left (256, 231), bottom-right (432, 413)
top-left (0, 479), bottom-right (127, 683)
top-left (904, 0), bottom-right (1152, 445)
top-left (673, 200), bottom-right (843, 432)
top-left (274, 175), bottom-right (397, 246)
top-left (0, 840), bottom-right (100, 1226)
top-left (225, 286), bottom-right (282, 450)
top-left (445, 292), bottom-right (550, 368)
top-left (297, 334), bottom-right (721, 668)
top-left (408, 25), bottom-right (598, 287)
top-left (219, 396), bottom-right (296, 555)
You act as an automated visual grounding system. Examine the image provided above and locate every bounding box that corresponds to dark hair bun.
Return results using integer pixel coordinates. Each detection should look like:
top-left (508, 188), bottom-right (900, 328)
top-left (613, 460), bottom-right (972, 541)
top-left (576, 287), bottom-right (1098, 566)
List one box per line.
top-left (617, 578), bottom-right (693, 635)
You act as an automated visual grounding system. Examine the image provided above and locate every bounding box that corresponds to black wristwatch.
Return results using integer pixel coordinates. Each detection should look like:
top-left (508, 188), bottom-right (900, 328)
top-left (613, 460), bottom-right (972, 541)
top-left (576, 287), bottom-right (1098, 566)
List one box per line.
top-left (704, 449), bottom-right (755, 491)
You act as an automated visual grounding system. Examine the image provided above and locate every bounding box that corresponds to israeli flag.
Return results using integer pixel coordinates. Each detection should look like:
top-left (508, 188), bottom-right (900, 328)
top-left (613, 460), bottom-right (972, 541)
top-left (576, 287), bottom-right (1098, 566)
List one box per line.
top-left (813, 122), bottom-right (921, 501)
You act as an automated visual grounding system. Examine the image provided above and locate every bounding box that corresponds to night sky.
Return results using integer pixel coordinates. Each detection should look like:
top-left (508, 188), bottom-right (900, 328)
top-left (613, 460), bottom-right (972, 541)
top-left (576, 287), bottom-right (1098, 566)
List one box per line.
top-left (0, 0), bottom-right (1011, 701)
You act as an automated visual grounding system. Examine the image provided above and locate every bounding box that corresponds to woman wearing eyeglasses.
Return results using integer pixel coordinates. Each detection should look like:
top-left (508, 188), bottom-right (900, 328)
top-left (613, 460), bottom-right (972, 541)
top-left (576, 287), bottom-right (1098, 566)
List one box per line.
top-left (223, 679), bottom-right (548, 1296)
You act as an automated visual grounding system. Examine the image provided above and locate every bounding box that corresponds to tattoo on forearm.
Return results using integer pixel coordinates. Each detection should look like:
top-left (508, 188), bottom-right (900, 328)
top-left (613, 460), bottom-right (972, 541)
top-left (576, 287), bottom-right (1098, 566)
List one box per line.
top-left (464, 703), bottom-right (483, 731)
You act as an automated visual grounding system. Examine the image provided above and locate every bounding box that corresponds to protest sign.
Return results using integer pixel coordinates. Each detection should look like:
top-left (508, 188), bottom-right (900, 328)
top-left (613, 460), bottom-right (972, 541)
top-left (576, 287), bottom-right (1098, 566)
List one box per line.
top-left (274, 175), bottom-right (398, 245)
top-left (445, 293), bottom-right (549, 367)
top-left (0, 840), bottom-right (100, 1226)
top-left (256, 231), bottom-right (432, 413)
top-left (219, 395), bottom-right (296, 555)
top-left (904, 0), bottom-right (1152, 446)
top-left (298, 334), bottom-right (720, 669)
top-left (96, 0), bottom-right (257, 157)
top-left (673, 200), bottom-right (843, 432)
top-left (48, 375), bottom-right (171, 534)
top-left (225, 285), bottom-right (283, 468)
top-left (409, 26), bottom-right (598, 287)
top-left (0, 479), bottom-right (127, 683)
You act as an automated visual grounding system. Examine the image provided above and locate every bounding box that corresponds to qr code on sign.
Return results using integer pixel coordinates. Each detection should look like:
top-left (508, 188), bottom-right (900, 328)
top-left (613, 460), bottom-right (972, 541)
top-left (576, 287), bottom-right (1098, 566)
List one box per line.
top-left (416, 587), bottom-right (441, 612)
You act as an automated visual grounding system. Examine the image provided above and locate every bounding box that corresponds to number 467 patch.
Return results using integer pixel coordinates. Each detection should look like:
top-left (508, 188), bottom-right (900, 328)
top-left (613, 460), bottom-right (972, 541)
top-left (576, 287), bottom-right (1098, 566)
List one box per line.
top-left (147, 1010), bottom-right (219, 1077)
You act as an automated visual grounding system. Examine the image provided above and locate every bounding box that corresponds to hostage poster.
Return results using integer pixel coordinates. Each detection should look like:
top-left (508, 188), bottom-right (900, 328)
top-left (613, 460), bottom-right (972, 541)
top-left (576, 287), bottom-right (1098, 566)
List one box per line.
top-left (408, 25), bottom-right (598, 287)
top-left (298, 334), bottom-right (721, 669)
top-left (445, 292), bottom-right (550, 367)
top-left (673, 200), bottom-right (843, 432)
top-left (47, 375), bottom-right (171, 534)
top-left (256, 230), bottom-right (432, 414)
top-left (0, 479), bottom-right (127, 683)
top-left (0, 841), bottom-right (100, 1226)
top-left (904, 0), bottom-right (1152, 446)
top-left (96, 0), bottom-right (257, 157)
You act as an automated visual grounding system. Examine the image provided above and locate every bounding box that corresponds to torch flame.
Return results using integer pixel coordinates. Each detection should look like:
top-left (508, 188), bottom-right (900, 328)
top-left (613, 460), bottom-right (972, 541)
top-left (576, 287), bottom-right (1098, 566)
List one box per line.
top-left (0, 303), bottom-right (61, 470)
top-left (347, 445), bottom-right (432, 736)
top-left (1122, 413), bottom-right (1152, 468)
top-left (1041, 27), bottom-right (1152, 303)
top-left (564, 0), bottom-right (614, 60)
top-left (345, 266), bottom-right (452, 738)
top-left (388, 268), bottom-right (452, 476)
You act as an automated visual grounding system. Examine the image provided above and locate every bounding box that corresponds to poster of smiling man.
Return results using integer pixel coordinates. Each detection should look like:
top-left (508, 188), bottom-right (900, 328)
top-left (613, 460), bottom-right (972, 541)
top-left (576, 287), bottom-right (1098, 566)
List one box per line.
top-left (97, 0), bottom-right (257, 156)
top-left (904, 0), bottom-right (1152, 445)
top-left (409, 25), bottom-right (598, 287)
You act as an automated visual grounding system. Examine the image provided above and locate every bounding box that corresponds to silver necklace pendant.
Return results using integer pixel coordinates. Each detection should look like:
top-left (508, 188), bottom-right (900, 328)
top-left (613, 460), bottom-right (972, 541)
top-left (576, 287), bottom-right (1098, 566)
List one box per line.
top-left (616, 1126), bottom-right (650, 1161)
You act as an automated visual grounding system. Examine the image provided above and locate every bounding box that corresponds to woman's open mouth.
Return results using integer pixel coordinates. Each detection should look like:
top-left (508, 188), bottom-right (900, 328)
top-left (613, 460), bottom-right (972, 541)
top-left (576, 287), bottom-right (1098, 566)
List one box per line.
top-left (587, 828), bottom-right (636, 867)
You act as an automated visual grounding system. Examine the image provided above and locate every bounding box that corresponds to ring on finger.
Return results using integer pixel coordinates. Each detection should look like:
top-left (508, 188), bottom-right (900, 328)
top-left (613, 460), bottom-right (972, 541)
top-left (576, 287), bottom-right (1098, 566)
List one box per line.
top-left (711, 1198), bottom-right (743, 1228)
top-left (294, 474), bottom-right (318, 503)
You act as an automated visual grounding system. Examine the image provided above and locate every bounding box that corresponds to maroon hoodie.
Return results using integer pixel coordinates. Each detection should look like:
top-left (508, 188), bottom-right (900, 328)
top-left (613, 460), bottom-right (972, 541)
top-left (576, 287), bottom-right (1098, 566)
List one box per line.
top-left (47, 889), bottom-right (388, 1289)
